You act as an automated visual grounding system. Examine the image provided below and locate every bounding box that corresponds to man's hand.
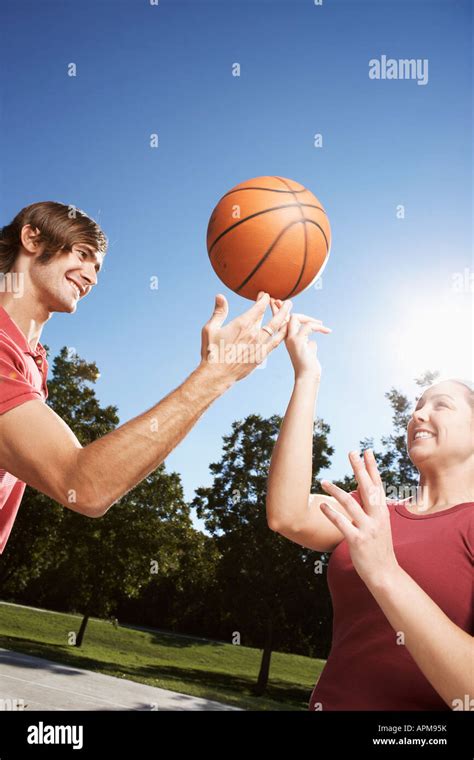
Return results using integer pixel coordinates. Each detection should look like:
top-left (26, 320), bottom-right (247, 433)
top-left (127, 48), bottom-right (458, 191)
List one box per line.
top-left (199, 291), bottom-right (292, 383)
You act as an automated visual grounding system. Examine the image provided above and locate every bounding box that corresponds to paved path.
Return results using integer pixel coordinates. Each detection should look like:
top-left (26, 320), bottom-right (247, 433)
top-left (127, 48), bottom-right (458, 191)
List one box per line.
top-left (0, 648), bottom-right (242, 711)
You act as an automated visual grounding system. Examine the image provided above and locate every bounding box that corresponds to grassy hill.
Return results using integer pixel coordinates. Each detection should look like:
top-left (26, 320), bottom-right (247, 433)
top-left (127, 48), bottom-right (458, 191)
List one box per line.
top-left (0, 601), bottom-right (326, 710)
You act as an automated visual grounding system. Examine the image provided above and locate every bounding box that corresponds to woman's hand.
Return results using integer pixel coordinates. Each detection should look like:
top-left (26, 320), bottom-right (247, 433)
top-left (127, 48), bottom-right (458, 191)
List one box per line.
top-left (319, 450), bottom-right (400, 588)
top-left (270, 297), bottom-right (331, 380)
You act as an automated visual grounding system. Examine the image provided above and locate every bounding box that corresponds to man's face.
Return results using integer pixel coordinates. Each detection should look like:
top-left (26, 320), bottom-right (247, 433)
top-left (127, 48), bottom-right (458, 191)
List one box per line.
top-left (30, 242), bottom-right (103, 314)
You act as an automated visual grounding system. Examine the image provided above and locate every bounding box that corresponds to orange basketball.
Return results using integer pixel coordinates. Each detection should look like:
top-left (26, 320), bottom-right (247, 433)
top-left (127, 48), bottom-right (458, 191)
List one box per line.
top-left (206, 175), bottom-right (331, 301)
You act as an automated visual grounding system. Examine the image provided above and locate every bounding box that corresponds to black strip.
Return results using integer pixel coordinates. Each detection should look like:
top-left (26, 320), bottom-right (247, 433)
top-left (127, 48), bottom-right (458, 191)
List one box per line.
top-left (235, 218), bottom-right (328, 293)
top-left (282, 220), bottom-right (308, 299)
top-left (275, 176), bottom-right (308, 298)
top-left (300, 218), bottom-right (329, 252)
top-left (208, 203), bottom-right (327, 256)
top-left (221, 185), bottom-right (308, 198)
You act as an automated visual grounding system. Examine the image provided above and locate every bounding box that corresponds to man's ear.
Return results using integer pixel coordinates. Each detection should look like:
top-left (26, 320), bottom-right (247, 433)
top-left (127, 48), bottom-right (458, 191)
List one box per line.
top-left (20, 224), bottom-right (42, 254)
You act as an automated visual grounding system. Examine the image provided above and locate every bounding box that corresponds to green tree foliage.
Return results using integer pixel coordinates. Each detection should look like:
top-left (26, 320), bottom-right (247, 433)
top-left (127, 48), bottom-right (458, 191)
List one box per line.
top-left (0, 344), bottom-right (440, 670)
top-left (191, 413), bottom-right (335, 694)
top-left (0, 347), bottom-right (200, 647)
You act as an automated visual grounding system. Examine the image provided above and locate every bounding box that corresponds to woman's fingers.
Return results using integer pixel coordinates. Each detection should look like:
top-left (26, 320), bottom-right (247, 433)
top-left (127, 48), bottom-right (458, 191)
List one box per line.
top-left (348, 451), bottom-right (385, 515)
top-left (320, 502), bottom-right (359, 541)
top-left (348, 451), bottom-right (374, 502)
top-left (259, 300), bottom-right (293, 342)
top-left (320, 480), bottom-right (369, 527)
top-left (291, 314), bottom-right (322, 323)
top-left (363, 449), bottom-right (384, 488)
top-left (287, 313), bottom-right (301, 339)
top-left (269, 299), bottom-right (331, 332)
top-left (288, 316), bottom-right (331, 336)
top-left (298, 322), bottom-right (331, 340)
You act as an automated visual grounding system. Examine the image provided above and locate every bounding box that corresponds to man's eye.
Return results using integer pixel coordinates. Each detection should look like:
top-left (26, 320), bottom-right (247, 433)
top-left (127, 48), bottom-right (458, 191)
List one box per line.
top-left (437, 402), bottom-right (449, 408)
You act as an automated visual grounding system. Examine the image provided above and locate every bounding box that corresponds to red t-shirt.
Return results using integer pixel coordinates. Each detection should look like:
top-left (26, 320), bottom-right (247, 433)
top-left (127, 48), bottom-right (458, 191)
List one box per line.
top-left (0, 306), bottom-right (49, 553)
top-left (309, 491), bottom-right (473, 711)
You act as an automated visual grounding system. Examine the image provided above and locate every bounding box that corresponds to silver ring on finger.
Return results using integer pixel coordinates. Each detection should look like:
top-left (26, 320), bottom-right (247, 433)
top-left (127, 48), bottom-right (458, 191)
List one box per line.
top-left (261, 325), bottom-right (274, 337)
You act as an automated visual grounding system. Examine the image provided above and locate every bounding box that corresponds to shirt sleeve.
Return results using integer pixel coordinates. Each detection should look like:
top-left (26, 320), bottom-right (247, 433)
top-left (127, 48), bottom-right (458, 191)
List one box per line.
top-left (0, 334), bottom-right (43, 415)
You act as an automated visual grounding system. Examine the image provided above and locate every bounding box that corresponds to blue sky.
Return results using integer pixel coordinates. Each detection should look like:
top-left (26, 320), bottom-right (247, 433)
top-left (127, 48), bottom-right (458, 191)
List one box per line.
top-left (0, 0), bottom-right (472, 527)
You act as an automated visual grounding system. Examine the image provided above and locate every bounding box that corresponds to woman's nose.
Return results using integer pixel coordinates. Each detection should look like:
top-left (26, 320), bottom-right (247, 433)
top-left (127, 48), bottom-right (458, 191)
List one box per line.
top-left (413, 408), bottom-right (429, 423)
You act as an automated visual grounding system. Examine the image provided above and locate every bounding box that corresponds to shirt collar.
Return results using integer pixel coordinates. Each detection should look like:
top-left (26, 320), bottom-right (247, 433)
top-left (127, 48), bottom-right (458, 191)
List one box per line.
top-left (0, 306), bottom-right (47, 358)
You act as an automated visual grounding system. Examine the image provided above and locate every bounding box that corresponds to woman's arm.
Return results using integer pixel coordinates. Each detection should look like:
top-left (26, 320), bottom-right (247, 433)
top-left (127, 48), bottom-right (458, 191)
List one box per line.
top-left (366, 565), bottom-right (473, 709)
top-left (266, 373), bottom-right (349, 551)
top-left (265, 305), bottom-right (351, 551)
top-left (266, 373), bottom-right (320, 530)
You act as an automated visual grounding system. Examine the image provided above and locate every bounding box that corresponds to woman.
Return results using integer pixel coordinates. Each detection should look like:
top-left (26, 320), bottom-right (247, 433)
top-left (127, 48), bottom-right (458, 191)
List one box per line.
top-left (266, 298), bottom-right (473, 711)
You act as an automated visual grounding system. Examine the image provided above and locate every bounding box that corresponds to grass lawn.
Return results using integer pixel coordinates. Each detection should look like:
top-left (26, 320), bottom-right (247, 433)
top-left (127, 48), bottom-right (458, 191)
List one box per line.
top-left (0, 602), bottom-right (326, 711)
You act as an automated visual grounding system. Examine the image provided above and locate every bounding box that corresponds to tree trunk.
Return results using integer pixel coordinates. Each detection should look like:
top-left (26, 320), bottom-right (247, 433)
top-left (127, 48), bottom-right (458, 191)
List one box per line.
top-left (75, 613), bottom-right (90, 647)
top-left (254, 617), bottom-right (273, 696)
top-left (75, 576), bottom-right (104, 647)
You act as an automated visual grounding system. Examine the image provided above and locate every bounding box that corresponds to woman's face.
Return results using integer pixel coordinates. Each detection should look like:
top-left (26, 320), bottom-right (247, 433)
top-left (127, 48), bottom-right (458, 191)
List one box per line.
top-left (407, 381), bottom-right (473, 469)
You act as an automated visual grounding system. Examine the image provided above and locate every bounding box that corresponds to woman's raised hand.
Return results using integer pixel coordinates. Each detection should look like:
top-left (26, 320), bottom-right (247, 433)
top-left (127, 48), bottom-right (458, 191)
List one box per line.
top-left (270, 297), bottom-right (331, 380)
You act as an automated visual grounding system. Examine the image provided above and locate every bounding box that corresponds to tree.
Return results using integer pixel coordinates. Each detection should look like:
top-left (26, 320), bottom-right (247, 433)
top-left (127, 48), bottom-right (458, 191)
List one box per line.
top-left (191, 413), bottom-right (334, 695)
top-left (41, 465), bottom-right (191, 647)
top-left (0, 345), bottom-right (117, 594)
top-left (0, 347), bottom-right (196, 649)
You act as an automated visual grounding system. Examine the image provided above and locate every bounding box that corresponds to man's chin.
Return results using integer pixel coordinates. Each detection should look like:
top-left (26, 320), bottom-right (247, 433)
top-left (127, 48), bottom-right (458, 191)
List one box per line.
top-left (50, 298), bottom-right (77, 314)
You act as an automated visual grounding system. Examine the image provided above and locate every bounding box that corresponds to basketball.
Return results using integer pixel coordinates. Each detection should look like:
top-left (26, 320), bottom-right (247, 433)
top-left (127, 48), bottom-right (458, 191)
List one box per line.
top-left (206, 175), bottom-right (331, 301)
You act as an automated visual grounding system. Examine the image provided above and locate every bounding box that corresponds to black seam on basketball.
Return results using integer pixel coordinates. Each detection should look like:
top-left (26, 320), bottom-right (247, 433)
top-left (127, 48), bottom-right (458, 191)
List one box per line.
top-left (274, 178), bottom-right (329, 249)
top-left (301, 218), bottom-right (329, 251)
top-left (275, 177), bottom-right (307, 299)
top-left (283, 221), bottom-right (308, 300)
top-left (235, 218), bottom-right (328, 293)
top-left (221, 186), bottom-right (309, 198)
top-left (273, 176), bottom-right (305, 193)
top-left (208, 203), bottom-right (326, 255)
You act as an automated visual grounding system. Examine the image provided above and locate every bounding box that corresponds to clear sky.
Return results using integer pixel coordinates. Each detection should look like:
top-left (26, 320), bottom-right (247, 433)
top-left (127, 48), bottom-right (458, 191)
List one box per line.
top-left (1, 0), bottom-right (472, 528)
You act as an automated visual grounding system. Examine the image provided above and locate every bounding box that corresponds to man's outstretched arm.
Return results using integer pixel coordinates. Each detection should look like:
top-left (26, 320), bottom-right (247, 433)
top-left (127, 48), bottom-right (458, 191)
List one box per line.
top-left (0, 293), bottom-right (292, 516)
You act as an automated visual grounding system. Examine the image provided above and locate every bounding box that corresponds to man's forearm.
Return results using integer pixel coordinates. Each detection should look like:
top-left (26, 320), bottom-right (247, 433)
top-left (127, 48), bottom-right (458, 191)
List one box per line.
top-left (73, 362), bottom-right (233, 514)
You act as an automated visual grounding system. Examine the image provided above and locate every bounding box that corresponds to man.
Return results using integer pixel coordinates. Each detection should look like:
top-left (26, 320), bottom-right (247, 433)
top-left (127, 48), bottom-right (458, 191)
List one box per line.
top-left (0, 201), bottom-right (293, 554)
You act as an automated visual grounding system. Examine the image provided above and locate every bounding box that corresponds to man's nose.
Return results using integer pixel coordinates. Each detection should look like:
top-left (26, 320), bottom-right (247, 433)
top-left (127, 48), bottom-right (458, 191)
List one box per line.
top-left (82, 266), bottom-right (97, 287)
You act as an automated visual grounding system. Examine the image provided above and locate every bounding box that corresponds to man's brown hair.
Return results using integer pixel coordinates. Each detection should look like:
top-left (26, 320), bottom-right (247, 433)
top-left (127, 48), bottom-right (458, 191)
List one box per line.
top-left (0, 201), bottom-right (108, 274)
